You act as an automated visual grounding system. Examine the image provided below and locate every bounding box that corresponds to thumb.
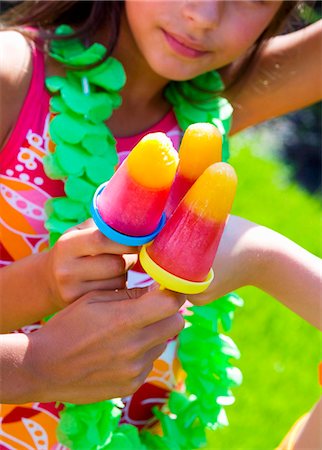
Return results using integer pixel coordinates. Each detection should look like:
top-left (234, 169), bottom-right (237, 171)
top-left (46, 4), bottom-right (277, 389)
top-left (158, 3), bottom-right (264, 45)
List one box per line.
top-left (186, 280), bottom-right (219, 306)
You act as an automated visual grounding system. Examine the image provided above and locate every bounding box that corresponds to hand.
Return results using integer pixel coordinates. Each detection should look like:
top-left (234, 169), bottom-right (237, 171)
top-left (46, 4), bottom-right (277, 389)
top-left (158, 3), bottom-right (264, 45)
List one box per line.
top-left (26, 288), bottom-right (185, 404)
top-left (187, 215), bottom-right (258, 305)
top-left (46, 219), bottom-right (139, 309)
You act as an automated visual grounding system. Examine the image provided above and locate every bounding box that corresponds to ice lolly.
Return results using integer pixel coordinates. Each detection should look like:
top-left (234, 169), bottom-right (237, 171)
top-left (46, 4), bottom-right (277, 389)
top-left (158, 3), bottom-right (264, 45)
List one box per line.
top-left (165, 123), bottom-right (222, 217)
top-left (92, 132), bottom-right (179, 244)
top-left (140, 162), bottom-right (237, 293)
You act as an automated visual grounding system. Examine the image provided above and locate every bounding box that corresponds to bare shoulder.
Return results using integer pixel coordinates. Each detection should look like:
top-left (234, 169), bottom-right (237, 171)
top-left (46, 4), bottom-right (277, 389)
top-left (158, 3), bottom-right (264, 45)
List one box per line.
top-left (0, 30), bottom-right (33, 148)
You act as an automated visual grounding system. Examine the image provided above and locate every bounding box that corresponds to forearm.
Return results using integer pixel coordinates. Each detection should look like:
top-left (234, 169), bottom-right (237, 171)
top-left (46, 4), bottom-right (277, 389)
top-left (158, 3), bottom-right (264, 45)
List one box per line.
top-left (0, 333), bottom-right (41, 403)
top-left (248, 226), bottom-right (322, 329)
top-left (226, 20), bottom-right (322, 134)
top-left (294, 397), bottom-right (322, 449)
top-left (0, 252), bottom-right (59, 333)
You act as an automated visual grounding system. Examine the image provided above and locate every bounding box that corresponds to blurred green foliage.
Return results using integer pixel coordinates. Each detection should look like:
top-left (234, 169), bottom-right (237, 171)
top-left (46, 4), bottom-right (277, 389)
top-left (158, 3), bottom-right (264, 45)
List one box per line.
top-left (299, 1), bottom-right (322, 24)
top-left (206, 131), bottom-right (321, 450)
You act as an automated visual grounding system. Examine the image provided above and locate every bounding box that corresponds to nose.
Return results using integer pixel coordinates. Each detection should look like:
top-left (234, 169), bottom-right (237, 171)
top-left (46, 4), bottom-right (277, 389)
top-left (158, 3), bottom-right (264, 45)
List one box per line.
top-left (182, 0), bottom-right (222, 30)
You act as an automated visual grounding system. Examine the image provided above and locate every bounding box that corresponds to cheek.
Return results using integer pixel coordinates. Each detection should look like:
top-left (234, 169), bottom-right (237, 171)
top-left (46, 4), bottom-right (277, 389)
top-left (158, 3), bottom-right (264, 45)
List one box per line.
top-left (125, 2), bottom-right (151, 33)
top-left (125, 1), bottom-right (164, 27)
top-left (218, 10), bottom-right (279, 63)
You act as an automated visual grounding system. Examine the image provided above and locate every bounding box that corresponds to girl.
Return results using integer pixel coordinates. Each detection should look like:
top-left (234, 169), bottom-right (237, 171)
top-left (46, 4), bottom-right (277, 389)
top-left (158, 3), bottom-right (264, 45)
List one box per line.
top-left (0, 1), bottom-right (320, 449)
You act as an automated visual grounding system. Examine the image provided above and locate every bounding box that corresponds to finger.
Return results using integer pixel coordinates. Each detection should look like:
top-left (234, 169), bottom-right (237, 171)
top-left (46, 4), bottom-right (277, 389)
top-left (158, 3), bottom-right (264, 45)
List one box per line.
top-left (68, 218), bottom-right (96, 231)
top-left (128, 290), bottom-right (186, 328)
top-left (85, 287), bottom-right (150, 303)
top-left (132, 343), bottom-right (168, 383)
top-left (71, 254), bottom-right (138, 280)
top-left (144, 342), bottom-right (168, 365)
top-left (61, 226), bottom-right (139, 257)
top-left (186, 290), bottom-right (212, 306)
top-left (140, 313), bottom-right (185, 350)
top-left (84, 275), bottom-right (127, 292)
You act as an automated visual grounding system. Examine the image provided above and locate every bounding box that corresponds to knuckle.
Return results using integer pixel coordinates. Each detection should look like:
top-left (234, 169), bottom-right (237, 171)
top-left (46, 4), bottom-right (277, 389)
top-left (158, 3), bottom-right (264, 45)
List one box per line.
top-left (175, 313), bottom-right (185, 332)
top-left (164, 295), bottom-right (180, 316)
top-left (120, 342), bottom-right (141, 362)
top-left (61, 288), bottom-right (77, 304)
top-left (128, 369), bottom-right (149, 394)
top-left (80, 218), bottom-right (95, 229)
top-left (92, 229), bottom-right (108, 251)
top-left (126, 380), bottom-right (140, 396)
top-left (157, 342), bottom-right (168, 357)
top-left (54, 264), bottom-right (72, 285)
top-left (82, 289), bottom-right (101, 302)
top-left (111, 255), bottom-right (126, 275)
top-left (127, 360), bottom-right (144, 380)
top-left (113, 307), bottom-right (132, 331)
top-left (118, 274), bottom-right (127, 289)
top-left (148, 343), bottom-right (167, 363)
top-left (168, 313), bottom-right (185, 335)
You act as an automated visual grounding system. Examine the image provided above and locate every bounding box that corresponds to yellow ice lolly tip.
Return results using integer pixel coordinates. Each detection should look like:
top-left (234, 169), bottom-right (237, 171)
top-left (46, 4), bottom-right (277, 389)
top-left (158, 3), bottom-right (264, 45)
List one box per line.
top-left (127, 132), bottom-right (179, 189)
top-left (178, 123), bottom-right (222, 180)
top-left (183, 162), bottom-right (237, 222)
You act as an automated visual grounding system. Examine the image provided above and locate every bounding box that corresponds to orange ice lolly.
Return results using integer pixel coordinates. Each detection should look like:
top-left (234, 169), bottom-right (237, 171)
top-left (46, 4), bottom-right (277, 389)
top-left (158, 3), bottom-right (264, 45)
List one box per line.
top-left (142, 162), bottom-right (237, 288)
top-left (97, 132), bottom-right (178, 237)
top-left (165, 123), bottom-right (222, 217)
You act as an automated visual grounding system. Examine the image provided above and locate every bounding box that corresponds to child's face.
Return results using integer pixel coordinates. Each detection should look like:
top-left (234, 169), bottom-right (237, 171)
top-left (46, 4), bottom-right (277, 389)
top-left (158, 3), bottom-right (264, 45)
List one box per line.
top-left (124, 0), bottom-right (283, 81)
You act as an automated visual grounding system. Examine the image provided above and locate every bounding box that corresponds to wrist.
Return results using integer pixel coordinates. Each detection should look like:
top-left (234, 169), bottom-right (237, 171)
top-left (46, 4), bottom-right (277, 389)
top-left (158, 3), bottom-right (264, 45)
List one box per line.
top-left (241, 224), bottom-right (274, 290)
top-left (0, 333), bottom-right (46, 403)
top-left (37, 250), bottom-right (64, 312)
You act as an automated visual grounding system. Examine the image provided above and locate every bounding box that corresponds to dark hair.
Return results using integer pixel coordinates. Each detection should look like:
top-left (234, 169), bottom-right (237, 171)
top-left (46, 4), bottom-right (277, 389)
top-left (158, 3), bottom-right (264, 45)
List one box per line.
top-left (0, 0), bottom-right (305, 88)
top-left (0, 1), bottom-right (124, 56)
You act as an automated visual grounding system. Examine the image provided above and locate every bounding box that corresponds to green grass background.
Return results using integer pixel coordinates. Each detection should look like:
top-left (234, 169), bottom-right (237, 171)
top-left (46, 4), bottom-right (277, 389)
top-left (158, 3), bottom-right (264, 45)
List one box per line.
top-left (206, 129), bottom-right (321, 450)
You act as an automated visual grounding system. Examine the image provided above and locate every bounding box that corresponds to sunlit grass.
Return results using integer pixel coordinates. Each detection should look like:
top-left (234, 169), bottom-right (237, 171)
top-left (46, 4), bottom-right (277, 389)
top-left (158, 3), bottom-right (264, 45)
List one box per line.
top-left (206, 130), bottom-right (322, 450)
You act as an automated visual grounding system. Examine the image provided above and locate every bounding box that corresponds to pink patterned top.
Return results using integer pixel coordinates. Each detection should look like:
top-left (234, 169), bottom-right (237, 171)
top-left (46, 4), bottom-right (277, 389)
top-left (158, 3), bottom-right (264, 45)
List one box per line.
top-left (0, 41), bottom-right (183, 450)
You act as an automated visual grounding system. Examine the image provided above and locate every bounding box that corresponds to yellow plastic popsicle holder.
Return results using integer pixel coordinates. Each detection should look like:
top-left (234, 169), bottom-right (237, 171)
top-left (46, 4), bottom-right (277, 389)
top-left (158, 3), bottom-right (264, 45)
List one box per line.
top-left (139, 244), bottom-right (214, 295)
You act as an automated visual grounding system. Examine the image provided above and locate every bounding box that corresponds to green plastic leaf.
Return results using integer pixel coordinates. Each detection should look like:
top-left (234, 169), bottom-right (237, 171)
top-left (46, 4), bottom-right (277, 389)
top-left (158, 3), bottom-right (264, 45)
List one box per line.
top-left (193, 70), bottom-right (225, 92)
top-left (50, 27), bottom-right (106, 66)
top-left (105, 425), bottom-right (146, 449)
top-left (141, 431), bottom-right (172, 450)
top-left (85, 157), bottom-right (116, 185)
top-left (49, 114), bottom-right (86, 144)
top-left (50, 96), bottom-right (70, 114)
top-left (43, 153), bottom-right (66, 180)
top-left (47, 197), bottom-right (86, 221)
top-left (82, 133), bottom-right (117, 159)
top-left (57, 401), bottom-right (122, 450)
top-left (168, 392), bottom-right (190, 415)
top-left (225, 292), bottom-right (245, 308)
top-left (66, 43), bottom-right (106, 66)
top-left (79, 57), bottom-right (126, 91)
top-left (55, 143), bottom-right (89, 176)
top-left (44, 214), bottom-right (76, 236)
top-left (50, 25), bottom-right (84, 60)
top-left (65, 176), bottom-right (96, 204)
top-left (46, 76), bottom-right (66, 93)
top-left (61, 84), bottom-right (113, 122)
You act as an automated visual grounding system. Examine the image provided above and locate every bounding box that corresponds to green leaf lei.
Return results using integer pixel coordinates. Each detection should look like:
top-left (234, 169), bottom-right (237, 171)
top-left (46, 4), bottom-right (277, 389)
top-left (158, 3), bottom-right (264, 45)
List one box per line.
top-left (44, 25), bottom-right (243, 450)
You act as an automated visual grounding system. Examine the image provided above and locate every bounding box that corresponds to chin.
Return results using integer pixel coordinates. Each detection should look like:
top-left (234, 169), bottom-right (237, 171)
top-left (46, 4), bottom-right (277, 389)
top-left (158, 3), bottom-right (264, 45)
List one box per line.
top-left (152, 62), bottom-right (205, 82)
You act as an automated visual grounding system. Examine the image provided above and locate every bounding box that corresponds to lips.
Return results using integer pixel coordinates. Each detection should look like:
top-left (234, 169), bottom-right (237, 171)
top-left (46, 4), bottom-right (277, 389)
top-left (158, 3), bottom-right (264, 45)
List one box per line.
top-left (162, 30), bottom-right (209, 59)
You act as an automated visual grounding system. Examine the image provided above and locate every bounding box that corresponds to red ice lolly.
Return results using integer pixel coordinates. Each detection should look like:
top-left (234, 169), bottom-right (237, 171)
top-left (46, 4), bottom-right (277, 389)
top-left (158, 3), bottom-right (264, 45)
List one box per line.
top-left (140, 162), bottom-right (237, 291)
top-left (96, 132), bottom-right (179, 237)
